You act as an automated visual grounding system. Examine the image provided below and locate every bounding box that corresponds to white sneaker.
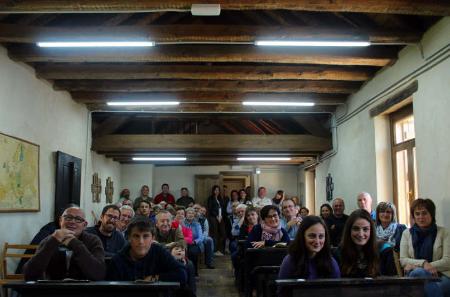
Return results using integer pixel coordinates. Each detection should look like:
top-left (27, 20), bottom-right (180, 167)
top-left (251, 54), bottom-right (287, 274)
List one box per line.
top-left (214, 251), bottom-right (224, 257)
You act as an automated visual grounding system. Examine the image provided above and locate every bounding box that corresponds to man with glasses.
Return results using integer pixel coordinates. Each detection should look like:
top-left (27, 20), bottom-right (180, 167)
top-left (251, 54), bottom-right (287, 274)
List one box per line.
top-left (280, 198), bottom-right (302, 240)
top-left (328, 197), bottom-right (349, 247)
top-left (24, 206), bottom-right (105, 280)
top-left (86, 204), bottom-right (126, 257)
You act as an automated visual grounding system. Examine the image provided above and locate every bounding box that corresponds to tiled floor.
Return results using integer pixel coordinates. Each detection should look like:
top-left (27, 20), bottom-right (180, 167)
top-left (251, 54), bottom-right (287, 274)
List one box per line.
top-left (196, 255), bottom-right (240, 297)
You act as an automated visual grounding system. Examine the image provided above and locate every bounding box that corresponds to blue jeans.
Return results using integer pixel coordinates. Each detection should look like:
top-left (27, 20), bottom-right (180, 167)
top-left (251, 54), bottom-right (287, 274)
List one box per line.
top-left (202, 236), bottom-right (214, 266)
top-left (407, 268), bottom-right (450, 297)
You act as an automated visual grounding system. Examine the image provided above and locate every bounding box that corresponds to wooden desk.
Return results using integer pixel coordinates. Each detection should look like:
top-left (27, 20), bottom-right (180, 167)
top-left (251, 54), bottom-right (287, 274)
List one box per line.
top-left (4, 280), bottom-right (180, 297)
top-left (276, 277), bottom-right (432, 297)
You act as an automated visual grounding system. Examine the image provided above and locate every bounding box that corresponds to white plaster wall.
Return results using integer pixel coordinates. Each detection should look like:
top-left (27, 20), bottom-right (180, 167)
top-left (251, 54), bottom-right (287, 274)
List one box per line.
top-left (0, 45), bottom-right (121, 263)
top-left (120, 164), bottom-right (301, 202)
top-left (121, 164), bottom-right (154, 198)
top-left (315, 17), bottom-right (450, 227)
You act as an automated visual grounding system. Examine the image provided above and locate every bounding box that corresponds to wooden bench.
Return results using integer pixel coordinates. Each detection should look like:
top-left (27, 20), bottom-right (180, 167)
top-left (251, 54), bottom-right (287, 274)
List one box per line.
top-left (2, 243), bottom-right (39, 280)
top-left (1, 243), bottom-right (38, 297)
top-left (276, 277), bottom-right (433, 297)
top-left (243, 247), bottom-right (288, 297)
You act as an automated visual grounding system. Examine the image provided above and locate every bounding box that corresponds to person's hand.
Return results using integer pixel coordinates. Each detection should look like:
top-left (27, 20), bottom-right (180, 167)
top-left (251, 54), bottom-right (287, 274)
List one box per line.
top-left (144, 275), bottom-right (159, 282)
top-left (52, 229), bottom-right (75, 243)
top-left (404, 264), bottom-right (417, 273)
top-left (423, 261), bottom-right (439, 277)
top-left (330, 224), bottom-right (336, 230)
top-left (217, 216), bottom-right (222, 223)
top-left (61, 235), bottom-right (76, 246)
top-left (251, 241), bottom-right (265, 248)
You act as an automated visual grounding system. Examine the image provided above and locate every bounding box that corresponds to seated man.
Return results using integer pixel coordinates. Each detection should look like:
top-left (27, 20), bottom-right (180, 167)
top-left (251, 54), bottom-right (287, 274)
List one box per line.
top-left (86, 204), bottom-right (126, 257)
top-left (116, 205), bottom-right (135, 235)
top-left (193, 204), bottom-right (215, 269)
top-left (154, 210), bottom-right (185, 248)
top-left (107, 217), bottom-right (186, 284)
top-left (24, 206), bottom-right (105, 280)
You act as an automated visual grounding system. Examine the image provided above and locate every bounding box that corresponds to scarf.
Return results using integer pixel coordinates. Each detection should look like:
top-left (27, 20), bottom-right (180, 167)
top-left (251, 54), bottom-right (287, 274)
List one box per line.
top-left (376, 222), bottom-right (398, 246)
top-left (261, 222), bottom-right (283, 241)
top-left (410, 223), bottom-right (437, 263)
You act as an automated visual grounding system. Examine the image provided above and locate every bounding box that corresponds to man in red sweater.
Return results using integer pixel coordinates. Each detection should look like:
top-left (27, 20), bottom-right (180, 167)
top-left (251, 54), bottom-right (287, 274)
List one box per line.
top-left (154, 183), bottom-right (176, 205)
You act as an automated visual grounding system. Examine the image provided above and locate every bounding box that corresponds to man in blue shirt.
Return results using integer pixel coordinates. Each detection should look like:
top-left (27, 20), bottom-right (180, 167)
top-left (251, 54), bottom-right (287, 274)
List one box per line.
top-left (280, 198), bottom-right (302, 240)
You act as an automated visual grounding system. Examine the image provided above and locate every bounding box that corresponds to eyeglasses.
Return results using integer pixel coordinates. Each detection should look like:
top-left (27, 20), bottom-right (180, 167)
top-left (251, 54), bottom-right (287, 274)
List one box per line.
top-left (63, 215), bottom-right (85, 223)
top-left (105, 213), bottom-right (120, 221)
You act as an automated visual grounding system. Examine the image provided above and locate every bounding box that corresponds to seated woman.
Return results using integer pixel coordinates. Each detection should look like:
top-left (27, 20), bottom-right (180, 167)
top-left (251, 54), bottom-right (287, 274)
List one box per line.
top-left (335, 209), bottom-right (396, 277)
top-left (239, 206), bottom-right (259, 239)
top-left (375, 202), bottom-right (406, 252)
top-left (278, 215), bottom-right (340, 279)
top-left (246, 205), bottom-right (290, 249)
top-left (400, 198), bottom-right (450, 297)
top-left (320, 203), bottom-right (333, 222)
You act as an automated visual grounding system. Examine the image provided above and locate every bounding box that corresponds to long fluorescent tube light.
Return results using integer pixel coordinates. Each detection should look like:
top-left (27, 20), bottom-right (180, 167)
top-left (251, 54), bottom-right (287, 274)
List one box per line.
top-left (107, 101), bottom-right (179, 106)
top-left (133, 157), bottom-right (187, 161)
top-left (237, 157), bottom-right (291, 161)
top-left (37, 41), bottom-right (155, 48)
top-left (255, 40), bottom-right (370, 47)
top-left (243, 101), bottom-right (315, 107)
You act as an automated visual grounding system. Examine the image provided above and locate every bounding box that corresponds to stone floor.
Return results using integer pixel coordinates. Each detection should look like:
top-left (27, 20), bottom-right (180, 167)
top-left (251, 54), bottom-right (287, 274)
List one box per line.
top-left (196, 255), bottom-right (240, 297)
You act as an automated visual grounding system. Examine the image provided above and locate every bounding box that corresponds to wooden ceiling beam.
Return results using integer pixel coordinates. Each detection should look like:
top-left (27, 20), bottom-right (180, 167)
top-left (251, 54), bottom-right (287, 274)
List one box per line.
top-left (92, 134), bottom-right (332, 152)
top-left (85, 103), bottom-right (337, 113)
top-left (0, 24), bottom-right (421, 44)
top-left (292, 115), bottom-right (331, 138)
top-left (0, 1), bottom-right (448, 16)
top-left (92, 115), bottom-right (131, 137)
top-left (71, 91), bottom-right (347, 105)
top-left (55, 79), bottom-right (361, 93)
top-left (8, 45), bottom-right (396, 66)
top-left (36, 64), bottom-right (373, 81)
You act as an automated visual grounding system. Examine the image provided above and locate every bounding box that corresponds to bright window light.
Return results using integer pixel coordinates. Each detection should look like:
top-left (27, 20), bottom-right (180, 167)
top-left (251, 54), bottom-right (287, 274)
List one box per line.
top-left (107, 101), bottom-right (179, 106)
top-left (255, 40), bottom-right (370, 47)
top-left (37, 41), bottom-right (155, 48)
top-left (243, 101), bottom-right (315, 107)
top-left (237, 157), bottom-right (291, 161)
top-left (133, 157), bottom-right (187, 161)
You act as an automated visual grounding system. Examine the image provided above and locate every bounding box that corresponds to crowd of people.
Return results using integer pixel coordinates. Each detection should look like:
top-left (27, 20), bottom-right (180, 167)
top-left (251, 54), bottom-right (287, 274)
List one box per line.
top-left (18, 183), bottom-right (450, 297)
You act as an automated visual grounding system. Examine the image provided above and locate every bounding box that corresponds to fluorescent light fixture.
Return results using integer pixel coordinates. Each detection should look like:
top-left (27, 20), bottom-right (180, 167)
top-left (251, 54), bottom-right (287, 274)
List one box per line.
top-left (243, 101), bottom-right (315, 107)
top-left (191, 4), bottom-right (221, 16)
top-left (255, 40), bottom-right (370, 47)
top-left (107, 101), bottom-right (179, 106)
top-left (133, 157), bottom-right (187, 161)
top-left (237, 157), bottom-right (291, 161)
top-left (37, 41), bottom-right (155, 48)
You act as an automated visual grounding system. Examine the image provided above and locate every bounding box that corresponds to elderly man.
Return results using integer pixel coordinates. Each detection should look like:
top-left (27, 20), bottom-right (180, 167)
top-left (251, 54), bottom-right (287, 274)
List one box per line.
top-left (251, 186), bottom-right (272, 209)
top-left (327, 197), bottom-right (349, 247)
top-left (280, 198), bottom-right (302, 240)
top-left (116, 205), bottom-right (135, 235)
top-left (154, 210), bottom-right (185, 248)
top-left (86, 205), bottom-right (126, 257)
top-left (154, 183), bottom-right (176, 205)
top-left (357, 192), bottom-right (376, 219)
top-left (24, 206), bottom-right (105, 280)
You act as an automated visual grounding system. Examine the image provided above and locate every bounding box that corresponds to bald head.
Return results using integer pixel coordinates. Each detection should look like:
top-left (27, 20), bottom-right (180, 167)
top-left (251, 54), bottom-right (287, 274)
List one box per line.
top-left (357, 192), bottom-right (373, 213)
top-left (60, 207), bottom-right (87, 237)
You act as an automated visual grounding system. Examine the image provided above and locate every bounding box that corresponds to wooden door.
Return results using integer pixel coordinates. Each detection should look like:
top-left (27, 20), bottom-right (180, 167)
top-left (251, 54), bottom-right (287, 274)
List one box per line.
top-left (194, 175), bottom-right (220, 206)
top-left (55, 151), bottom-right (82, 221)
top-left (222, 178), bottom-right (246, 193)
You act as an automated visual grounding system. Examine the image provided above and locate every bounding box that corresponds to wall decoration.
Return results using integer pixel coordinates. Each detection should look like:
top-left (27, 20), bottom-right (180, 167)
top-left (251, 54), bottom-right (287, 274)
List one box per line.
top-left (105, 177), bottom-right (114, 204)
top-left (326, 173), bottom-right (334, 202)
top-left (0, 132), bottom-right (40, 212)
top-left (91, 173), bottom-right (101, 203)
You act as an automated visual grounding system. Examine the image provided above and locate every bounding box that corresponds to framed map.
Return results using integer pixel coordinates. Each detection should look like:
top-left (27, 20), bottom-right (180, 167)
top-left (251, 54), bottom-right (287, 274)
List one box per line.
top-left (0, 132), bottom-right (40, 212)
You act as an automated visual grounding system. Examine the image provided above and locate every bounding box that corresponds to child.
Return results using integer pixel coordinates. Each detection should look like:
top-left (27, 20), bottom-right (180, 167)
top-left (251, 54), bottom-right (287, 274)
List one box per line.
top-left (170, 242), bottom-right (196, 295)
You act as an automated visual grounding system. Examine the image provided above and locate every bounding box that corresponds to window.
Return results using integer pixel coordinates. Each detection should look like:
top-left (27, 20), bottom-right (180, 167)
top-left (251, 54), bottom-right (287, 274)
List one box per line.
top-left (390, 105), bottom-right (417, 225)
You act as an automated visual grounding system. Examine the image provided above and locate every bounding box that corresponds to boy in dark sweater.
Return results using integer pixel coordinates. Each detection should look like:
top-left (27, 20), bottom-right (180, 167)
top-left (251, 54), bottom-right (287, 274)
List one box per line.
top-left (107, 217), bottom-right (186, 284)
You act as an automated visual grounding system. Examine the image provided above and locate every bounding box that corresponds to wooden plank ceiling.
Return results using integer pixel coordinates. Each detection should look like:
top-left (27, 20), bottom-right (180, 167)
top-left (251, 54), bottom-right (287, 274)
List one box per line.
top-left (0, 1), bottom-right (446, 165)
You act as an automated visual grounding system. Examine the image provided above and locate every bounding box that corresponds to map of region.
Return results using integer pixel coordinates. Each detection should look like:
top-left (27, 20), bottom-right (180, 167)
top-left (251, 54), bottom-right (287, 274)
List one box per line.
top-left (0, 133), bottom-right (39, 211)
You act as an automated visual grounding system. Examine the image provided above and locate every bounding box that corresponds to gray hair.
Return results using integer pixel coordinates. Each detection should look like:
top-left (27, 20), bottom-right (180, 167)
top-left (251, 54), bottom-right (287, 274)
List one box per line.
top-left (332, 197), bottom-right (345, 207)
top-left (156, 209), bottom-right (173, 222)
top-left (120, 205), bottom-right (135, 217)
top-left (236, 204), bottom-right (247, 211)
